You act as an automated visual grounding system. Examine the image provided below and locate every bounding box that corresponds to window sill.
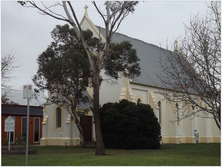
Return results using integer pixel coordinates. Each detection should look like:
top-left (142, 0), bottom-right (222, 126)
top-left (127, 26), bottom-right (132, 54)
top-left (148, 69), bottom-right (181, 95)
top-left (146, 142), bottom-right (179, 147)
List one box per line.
top-left (55, 127), bottom-right (62, 131)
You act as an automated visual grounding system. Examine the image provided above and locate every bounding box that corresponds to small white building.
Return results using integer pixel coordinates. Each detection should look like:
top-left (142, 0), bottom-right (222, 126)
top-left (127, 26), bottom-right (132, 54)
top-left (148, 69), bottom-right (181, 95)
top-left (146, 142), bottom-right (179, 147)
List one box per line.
top-left (40, 6), bottom-right (220, 146)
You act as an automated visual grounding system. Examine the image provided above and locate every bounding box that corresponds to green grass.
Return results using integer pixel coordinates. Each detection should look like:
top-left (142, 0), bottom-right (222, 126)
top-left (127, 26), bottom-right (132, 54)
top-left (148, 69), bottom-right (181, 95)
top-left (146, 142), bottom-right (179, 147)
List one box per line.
top-left (1, 143), bottom-right (220, 166)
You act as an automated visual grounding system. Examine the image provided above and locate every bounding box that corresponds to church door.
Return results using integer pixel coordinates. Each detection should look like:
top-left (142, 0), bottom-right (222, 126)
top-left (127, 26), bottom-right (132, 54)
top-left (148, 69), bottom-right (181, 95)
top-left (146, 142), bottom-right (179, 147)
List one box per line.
top-left (80, 116), bottom-right (92, 141)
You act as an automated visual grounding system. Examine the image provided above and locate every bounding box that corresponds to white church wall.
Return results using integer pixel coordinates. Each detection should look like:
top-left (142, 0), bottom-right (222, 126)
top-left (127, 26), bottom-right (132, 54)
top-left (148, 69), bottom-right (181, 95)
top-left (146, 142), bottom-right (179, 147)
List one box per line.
top-left (40, 103), bottom-right (81, 146)
top-left (132, 87), bottom-right (148, 104)
top-left (184, 117), bottom-right (193, 136)
top-left (210, 119), bottom-right (220, 135)
top-left (129, 84), bottom-right (199, 144)
top-left (168, 108), bottom-right (176, 136)
top-left (163, 99), bottom-right (177, 143)
top-left (161, 99), bottom-right (169, 137)
top-left (210, 119), bottom-right (221, 142)
top-left (99, 70), bottom-right (124, 105)
top-left (197, 113), bottom-right (207, 137)
top-left (81, 18), bottom-right (99, 39)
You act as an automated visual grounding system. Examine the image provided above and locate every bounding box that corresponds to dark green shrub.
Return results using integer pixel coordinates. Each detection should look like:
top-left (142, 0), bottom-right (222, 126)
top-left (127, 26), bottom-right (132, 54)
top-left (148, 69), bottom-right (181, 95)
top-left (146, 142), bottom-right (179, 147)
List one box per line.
top-left (100, 99), bottom-right (161, 149)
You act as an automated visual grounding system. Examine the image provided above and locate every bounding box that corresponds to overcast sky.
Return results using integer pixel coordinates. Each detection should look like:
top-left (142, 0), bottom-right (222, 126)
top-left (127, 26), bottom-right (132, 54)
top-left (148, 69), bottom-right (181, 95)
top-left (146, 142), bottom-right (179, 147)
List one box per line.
top-left (1, 1), bottom-right (209, 90)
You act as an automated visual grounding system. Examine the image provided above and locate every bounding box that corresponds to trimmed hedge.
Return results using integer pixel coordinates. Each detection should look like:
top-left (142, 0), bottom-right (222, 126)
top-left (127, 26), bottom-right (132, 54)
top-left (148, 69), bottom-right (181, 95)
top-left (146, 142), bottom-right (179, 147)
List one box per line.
top-left (100, 99), bottom-right (161, 149)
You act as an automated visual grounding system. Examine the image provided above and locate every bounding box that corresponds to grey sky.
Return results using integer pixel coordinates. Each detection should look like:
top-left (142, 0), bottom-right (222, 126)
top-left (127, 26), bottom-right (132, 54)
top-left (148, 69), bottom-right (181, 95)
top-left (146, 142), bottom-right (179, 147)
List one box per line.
top-left (1, 1), bottom-right (209, 90)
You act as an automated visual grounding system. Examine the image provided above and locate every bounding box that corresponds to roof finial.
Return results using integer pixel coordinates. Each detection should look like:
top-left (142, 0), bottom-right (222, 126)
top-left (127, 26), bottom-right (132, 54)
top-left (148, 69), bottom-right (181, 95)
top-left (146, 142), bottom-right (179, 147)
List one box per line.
top-left (174, 40), bottom-right (178, 52)
top-left (84, 5), bottom-right (88, 15)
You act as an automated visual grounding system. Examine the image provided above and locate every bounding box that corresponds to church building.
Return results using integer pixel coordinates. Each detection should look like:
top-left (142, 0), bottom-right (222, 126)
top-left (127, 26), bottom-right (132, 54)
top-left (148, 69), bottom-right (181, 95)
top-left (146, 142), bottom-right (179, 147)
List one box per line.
top-left (40, 5), bottom-right (220, 146)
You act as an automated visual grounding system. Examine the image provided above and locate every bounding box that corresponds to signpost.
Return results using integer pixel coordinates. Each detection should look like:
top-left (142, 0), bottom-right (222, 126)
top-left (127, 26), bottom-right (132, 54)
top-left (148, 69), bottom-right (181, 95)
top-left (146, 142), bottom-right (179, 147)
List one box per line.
top-left (23, 85), bottom-right (33, 166)
top-left (4, 116), bottom-right (15, 150)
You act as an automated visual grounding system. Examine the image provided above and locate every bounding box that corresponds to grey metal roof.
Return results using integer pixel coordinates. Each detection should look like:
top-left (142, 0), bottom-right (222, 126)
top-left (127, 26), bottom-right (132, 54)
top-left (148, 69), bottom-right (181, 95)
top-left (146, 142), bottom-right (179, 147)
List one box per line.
top-left (97, 26), bottom-right (174, 88)
top-left (2, 105), bottom-right (43, 116)
top-left (77, 90), bottom-right (92, 109)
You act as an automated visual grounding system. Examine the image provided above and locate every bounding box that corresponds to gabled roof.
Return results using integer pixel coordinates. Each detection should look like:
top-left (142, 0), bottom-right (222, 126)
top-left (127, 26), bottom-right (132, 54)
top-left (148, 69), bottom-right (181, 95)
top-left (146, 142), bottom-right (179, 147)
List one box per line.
top-left (97, 26), bottom-right (173, 89)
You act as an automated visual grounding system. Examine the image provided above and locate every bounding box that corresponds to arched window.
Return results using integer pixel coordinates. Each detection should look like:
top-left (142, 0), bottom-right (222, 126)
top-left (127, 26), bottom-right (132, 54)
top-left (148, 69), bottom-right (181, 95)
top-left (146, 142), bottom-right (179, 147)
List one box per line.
top-left (158, 101), bottom-right (161, 124)
top-left (176, 103), bottom-right (179, 125)
top-left (56, 107), bottom-right (62, 128)
top-left (137, 98), bottom-right (141, 104)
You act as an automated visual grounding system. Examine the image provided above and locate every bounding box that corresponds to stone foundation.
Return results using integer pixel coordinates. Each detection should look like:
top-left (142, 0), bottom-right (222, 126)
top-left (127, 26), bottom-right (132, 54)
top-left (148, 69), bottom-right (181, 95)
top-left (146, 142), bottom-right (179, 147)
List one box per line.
top-left (161, 136), bottom-right (220, 144)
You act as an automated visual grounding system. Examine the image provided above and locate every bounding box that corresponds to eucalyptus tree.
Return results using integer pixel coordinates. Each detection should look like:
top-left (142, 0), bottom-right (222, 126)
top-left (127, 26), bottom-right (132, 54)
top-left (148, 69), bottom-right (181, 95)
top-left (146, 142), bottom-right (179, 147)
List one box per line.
top-left (33, 24), bottom-right (140, 156)
top-left (34, 24), bottom-right (140, 146)
top-left (19, 1), bottom-right (139, 155)
top-left (33, 24), bottom-right (94, 147)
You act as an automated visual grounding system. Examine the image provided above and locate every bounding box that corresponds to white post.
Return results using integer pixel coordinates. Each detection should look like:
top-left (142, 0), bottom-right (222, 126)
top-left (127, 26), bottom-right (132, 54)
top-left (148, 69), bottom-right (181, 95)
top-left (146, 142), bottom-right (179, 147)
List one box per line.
top-left (25, 98), bottom-right (30, 166)
top-left (23, 85), bottom-right (32, 166)
top-left (8, 132), bottom-right (11, 151)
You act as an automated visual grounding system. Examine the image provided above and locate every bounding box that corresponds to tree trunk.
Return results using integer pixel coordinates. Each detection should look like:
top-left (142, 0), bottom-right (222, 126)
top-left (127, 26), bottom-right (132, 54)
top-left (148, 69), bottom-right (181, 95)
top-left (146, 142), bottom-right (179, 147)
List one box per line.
top-left (92, 68), bottom-right (105, 155)
top-left (72, 110), bottom-right (86, 147)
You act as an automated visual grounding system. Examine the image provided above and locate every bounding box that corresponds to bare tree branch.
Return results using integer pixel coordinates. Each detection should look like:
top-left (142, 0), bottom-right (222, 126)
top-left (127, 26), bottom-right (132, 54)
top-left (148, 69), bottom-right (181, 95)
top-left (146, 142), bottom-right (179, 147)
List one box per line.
top-left (159, 1), bottom-right (221, 129)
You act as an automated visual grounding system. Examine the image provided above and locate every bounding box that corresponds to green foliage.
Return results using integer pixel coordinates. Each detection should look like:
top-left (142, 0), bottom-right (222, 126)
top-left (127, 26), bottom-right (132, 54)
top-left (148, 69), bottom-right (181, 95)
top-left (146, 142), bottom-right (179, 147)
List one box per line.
top-left (104, 41), bottom-right (141, 79)
top-left (33, 24), bottom-right (140, 106)
top-left (33, 24), bottom-right (92, 108)
top-left (100, 100), bottom-right (161, 149)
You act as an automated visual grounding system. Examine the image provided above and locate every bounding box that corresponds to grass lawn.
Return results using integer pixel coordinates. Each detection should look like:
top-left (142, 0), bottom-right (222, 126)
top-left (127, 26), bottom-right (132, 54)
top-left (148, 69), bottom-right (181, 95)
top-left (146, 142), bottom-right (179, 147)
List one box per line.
top-left (1, 143), bottom-right (220, 166)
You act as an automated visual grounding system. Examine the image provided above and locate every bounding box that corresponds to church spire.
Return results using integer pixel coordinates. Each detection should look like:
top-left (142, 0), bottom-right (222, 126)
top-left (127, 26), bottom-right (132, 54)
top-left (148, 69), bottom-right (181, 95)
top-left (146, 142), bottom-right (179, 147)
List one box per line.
top-left (84, 5), bottom-right (88, 16)
top-left (174, 40), bottom-right (179, 52)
